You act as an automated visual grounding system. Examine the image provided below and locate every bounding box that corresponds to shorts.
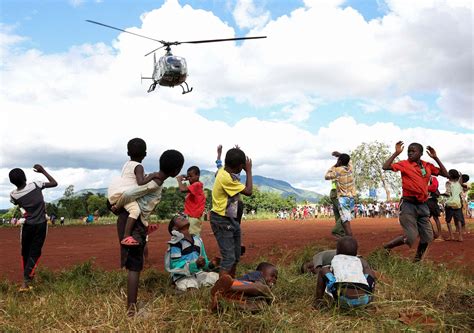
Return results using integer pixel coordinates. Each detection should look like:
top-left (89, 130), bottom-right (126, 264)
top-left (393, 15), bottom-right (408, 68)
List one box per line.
top-left (174, 272), bottom-right (219, 291)
top-left (338, 197), bottom-right (355, 223)
top-left (399, 200), bottom-right (433, 246)
top-left (188, 216), bottom-right (203, 236)
top-left (210, 212), bottom-right (241, 271)
top-left (338, 294), bottom-right (372, 308)
top-left (445, 207), bottom-right (463, 224)
top-left (116, 210), bottom-right (147, 272)
top-left (427, 197), bottom-right (440, 217)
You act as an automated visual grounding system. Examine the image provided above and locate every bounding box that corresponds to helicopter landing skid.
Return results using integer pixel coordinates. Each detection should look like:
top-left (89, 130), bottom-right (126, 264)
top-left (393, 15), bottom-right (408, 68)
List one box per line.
top-left (180, 82), bottom-right (193, 94)
top-left (147, 81), bottom-right (158, 93)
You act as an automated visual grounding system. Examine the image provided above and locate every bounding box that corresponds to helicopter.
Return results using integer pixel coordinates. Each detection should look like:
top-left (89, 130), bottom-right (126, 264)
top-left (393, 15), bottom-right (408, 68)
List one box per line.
top-left (86, 20), bottom-right (266, 94)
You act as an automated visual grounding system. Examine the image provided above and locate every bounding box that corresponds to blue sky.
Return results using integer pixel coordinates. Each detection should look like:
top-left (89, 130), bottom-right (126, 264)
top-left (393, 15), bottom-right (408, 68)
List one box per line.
top-left (1, 0), bottom-right (473, 208)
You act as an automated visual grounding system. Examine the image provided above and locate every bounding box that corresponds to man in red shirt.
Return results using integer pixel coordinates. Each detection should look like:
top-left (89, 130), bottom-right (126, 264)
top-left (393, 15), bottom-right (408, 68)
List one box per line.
top-left (177, 166), bottom-right (206, 236)
top-left (382, 141), bottom-right (448, 261)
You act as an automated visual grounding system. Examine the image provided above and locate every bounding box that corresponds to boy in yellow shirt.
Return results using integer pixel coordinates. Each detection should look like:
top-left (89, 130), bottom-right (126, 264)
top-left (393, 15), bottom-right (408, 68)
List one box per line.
top-left (210, 147), bottom-right (253, 278)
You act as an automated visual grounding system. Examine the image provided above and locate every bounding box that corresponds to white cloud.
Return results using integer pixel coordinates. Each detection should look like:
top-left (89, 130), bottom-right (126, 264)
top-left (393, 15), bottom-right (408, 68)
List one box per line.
top-left (360, 96), bottom-right (430, 115)
top-left (69, 0), bottom-right (84, 8)
top-left (1, 0), bottom-right (473, 207)
top-left (233, 0), bottom-right (271, 30)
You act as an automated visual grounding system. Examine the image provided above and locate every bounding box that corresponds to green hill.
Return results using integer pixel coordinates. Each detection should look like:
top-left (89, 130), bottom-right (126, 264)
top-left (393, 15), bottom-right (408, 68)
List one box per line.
top-left (71, 170), bottom-right (323, 203)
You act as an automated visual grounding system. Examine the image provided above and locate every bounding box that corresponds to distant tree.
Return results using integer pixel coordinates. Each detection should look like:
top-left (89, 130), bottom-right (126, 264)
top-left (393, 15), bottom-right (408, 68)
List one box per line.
top-left (87, 194), bottom-right (108, 216)
top-left (46, 203), bottom-right (59, 217)
top-left (468, 183), bottom-right (474, 201)
top-left (154, 187), bottom-right (186, 219)
top-left (351, 141), bottom-right (401, 201)
top-left (318, 195), bottom-right (332, 206)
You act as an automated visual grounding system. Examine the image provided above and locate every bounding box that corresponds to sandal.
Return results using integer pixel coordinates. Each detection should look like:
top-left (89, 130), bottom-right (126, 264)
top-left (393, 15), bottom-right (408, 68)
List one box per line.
top-left (147, 224), bottom-right (159, 235)
top-left (121, 236), bottom-right (140, 246)
top-left (18, 285), bottom-right (33, 292)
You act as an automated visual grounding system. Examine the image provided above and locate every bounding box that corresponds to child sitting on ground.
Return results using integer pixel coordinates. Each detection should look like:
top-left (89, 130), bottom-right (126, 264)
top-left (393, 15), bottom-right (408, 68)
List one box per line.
top-left (108, 138), bottom-right (162, 246)
top-left (314, 237), bottom-right (376, 309)
top-left (176, 166), bottom-right (206, 236)
top-left (210, 262), bottom-right (278, 311)
top-left (165, 213), bottom-right (220, 292)
top-left (443, 169), bottom-right (464, 242)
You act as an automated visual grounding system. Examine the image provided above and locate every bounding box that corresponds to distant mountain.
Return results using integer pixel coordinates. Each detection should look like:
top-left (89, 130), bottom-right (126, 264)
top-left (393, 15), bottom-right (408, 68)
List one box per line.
top-left (66, 170), bottom-right (323, 203)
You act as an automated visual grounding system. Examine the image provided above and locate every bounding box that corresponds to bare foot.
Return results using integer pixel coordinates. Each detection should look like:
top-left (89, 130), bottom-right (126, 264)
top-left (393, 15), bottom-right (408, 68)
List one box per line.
top-left (210, 274), bottom-right (233, 311)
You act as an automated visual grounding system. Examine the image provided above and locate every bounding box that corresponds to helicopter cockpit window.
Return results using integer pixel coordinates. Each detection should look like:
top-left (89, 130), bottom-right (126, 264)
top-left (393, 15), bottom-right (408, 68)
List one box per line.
top-left (164, 56), bottom-right (187, 74)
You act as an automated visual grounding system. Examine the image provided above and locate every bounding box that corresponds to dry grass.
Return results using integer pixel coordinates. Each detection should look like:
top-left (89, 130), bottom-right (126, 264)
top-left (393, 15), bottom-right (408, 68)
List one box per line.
top-left (1, 247), bottom-right (472, 332)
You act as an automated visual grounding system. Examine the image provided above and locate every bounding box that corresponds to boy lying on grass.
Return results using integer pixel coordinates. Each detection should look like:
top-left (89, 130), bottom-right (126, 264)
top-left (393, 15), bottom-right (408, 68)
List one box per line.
top-left (165, 213), bottom-right (220, 293)
top-left (314, 237), bottom-right (376, 309)
top-left (210, 262), bottom-right (278, 311)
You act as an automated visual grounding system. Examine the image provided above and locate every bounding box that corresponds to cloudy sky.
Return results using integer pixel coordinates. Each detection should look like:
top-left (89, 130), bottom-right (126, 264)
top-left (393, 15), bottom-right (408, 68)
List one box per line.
top-left (1, 0), bottom-right (473, 208)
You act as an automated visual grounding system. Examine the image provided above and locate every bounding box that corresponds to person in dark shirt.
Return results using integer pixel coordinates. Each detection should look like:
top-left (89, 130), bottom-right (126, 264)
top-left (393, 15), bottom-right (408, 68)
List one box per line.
top-left (9, 164), bottom-right (58, 291)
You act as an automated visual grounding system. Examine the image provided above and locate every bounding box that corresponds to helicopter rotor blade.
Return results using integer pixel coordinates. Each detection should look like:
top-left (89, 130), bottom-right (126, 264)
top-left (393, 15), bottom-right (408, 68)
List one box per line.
top-left (179, 36), bottom-right (267, 44)
top-left (144, 45), bottom-right (167, 57)
top-left (86, 20), bottom-right (164, 44)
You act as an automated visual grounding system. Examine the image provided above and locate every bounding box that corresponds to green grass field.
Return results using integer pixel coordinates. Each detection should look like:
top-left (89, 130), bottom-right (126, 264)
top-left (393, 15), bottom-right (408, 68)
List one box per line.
top-left (1, 246), bottom-right (472, 332)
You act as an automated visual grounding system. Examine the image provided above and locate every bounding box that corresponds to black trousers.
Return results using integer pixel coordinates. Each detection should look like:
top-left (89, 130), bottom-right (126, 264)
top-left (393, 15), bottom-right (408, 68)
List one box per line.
top-left (21, 222), bottom-right (47, 282)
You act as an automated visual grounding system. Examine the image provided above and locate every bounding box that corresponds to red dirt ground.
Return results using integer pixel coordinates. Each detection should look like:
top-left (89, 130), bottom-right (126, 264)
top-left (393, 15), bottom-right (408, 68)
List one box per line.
top-left (1, 217), bottom-right (473, 282)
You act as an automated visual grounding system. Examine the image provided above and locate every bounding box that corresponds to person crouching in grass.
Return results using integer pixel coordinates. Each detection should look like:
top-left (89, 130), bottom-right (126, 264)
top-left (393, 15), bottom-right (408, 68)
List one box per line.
top-left (314, 237), bottom-right (376, 309)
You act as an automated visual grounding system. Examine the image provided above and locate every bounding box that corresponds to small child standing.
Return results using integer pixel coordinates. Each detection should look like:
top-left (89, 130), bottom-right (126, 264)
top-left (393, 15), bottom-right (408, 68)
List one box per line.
top-left (427, 175), bottom-right (443, 239)
top-left (108, 138), bottom-right (162, 246)
top-left (314, 237), bottom-right (376, 308)
top-left (210, 262), bottom-right (278, 311)
top-left (165, 214), bottom-right (219, 292)
top-left (443, 169), bottom-right (464, 242)
top-left (176, 166), bottom-right (206, 236)
top-left (210, 147), bottom-right (253, 278)
top-left (325, 151), bottom-right (356, 237)
top-left (9, 164), bottom-right (58, 291)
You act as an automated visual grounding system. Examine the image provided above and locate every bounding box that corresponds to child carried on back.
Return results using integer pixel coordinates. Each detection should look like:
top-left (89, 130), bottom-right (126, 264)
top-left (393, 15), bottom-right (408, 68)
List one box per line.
top-left (108, 138), bottom-right (163, 246)
top-left (314, 236), bottom-right (376, 308)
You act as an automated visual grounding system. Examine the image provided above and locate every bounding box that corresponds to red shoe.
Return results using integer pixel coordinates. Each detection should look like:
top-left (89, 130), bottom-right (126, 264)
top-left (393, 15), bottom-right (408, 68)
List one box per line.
top-left (121, 236), bottom-right (140, 246)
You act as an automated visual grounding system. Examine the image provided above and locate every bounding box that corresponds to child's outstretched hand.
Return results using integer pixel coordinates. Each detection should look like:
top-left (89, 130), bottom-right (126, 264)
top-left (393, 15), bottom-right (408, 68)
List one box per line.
top-left (176, 174), bottom-right (187, 182)
top-left (426, 146), bottom-right (438, 159)
top-left (33, 164), bottom-right (45, 173)
top-left (395, 141), bottom-right (404, 155)
top-left (196, 256), bottom-right (206, 268)
top-left (211, 256), bottom-right (221, 267)
top-left (244, 156), bottom-right (252, 173)
top-left (217, 144), bottom-right (222, 159)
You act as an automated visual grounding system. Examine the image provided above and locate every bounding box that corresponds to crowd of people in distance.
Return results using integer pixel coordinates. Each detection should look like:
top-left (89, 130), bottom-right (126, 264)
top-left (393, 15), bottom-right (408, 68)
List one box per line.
top-left (6, 138), bottom-right (472, 316)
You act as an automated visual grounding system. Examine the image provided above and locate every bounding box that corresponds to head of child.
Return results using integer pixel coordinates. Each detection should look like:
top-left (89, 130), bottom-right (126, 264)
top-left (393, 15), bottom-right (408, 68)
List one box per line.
top-left (160, 150), bottom-right (185, 178)
top-left (186, 166), bottom-right (200, 184)
top-left (256, 262), bottom-right (278, 287)
top-left (224, 148), bottom-right (246, 174)
top-left (168, 213), bottom-right (190, 236)
top-left (407, 143), bottom-right (423, 162)
top-left (336, 236), bottom-right (358, 256)
top-left (300, 261), bottom-right (317, 274)
top-left (461, 174), bottom-right (469, 184)
top-left (335, 153), bottom-right (350, 167)
top-left (448, 169), bottom-right (460, 182)
top-left (127, 138), bottom-right (147, 162)
top-left (9, 168), bottom-right (27, 189)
